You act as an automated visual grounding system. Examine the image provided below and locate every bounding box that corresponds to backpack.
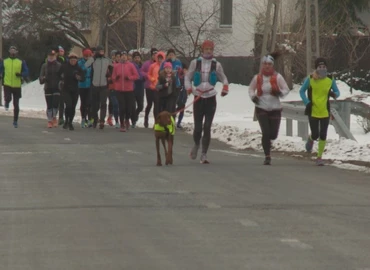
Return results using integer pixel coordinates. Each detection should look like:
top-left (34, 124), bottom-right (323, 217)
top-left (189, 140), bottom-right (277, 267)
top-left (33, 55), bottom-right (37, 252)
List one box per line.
top-left (193, 57), bottom-right (218, 87)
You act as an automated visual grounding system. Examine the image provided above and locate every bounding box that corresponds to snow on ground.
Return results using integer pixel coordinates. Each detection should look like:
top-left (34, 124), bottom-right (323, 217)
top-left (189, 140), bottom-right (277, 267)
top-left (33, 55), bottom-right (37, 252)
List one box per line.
top-left (3, 80), bottom-right (370, 171)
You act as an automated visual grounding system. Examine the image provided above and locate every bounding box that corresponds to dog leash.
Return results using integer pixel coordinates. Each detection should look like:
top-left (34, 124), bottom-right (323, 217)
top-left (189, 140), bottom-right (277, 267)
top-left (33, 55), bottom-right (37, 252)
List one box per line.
top-left (172, 89), bottom-right (213, 116)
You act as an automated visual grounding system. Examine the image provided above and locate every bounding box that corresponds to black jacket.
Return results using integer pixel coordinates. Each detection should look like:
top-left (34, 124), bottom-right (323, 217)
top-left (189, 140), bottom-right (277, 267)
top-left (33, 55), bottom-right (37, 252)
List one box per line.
top-left (156, 71), bottom-right (178, 98)
top-left (60, 62), bottom-right (85, 91)
top-left (39, 60), bottom-right (62, 90)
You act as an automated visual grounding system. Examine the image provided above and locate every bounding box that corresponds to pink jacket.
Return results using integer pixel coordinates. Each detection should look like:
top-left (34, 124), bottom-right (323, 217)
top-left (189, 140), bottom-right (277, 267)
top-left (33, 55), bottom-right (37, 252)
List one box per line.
top-left (112, 61), bottom-right (139, 91)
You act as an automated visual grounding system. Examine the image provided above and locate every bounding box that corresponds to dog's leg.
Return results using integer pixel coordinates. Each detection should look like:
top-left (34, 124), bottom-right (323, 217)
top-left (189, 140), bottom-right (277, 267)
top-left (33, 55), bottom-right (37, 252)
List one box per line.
top-left (156, 137), bottom-right (162, 166)
top-left (168, 136), bottom-right (173, 165)
top-left (162, 138), bottom-right (169, 165)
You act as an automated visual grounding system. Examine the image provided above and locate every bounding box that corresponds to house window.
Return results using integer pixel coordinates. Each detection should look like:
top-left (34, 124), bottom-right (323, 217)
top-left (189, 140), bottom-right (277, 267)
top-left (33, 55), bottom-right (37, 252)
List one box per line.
top-left (170, 0), bottom-right (181, 27)
top-left (220, 0), bottom-right (233, 27)
top-left (79, 0), bottom-right (90, 29)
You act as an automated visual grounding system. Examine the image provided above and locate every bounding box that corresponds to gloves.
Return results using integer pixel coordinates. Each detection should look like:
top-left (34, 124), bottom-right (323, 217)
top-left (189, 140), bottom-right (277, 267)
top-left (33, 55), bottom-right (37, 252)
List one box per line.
top-left (252, 96), bottom-right (259, 105)
top-left (187, 88), bottom-right (193, 96)
top-left (115, 75), bottom-right (120, 81)
top-left (221, 85), bottom-right (229, 97)
top-left (329, 91), bottom-right (337, 99)
top-left (75, 74), bottom-right (82, 81)
top-left (125, 76), bottom-right (130, 80)
top-left (107, 78), bottom-right (113, 84)
top-left (15, 72), bottom-right (21, 77)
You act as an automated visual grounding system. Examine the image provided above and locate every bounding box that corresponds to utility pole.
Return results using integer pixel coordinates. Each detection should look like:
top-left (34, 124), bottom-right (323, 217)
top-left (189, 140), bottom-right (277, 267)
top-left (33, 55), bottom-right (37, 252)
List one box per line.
top-left (305, 0), bottom-right (320, 75)
top-left (260, 0), bottom-right (281, 67)
top-left (0, 0), bottom-right (3, 106)
top-left (99, 0), bottom-right (105, 46)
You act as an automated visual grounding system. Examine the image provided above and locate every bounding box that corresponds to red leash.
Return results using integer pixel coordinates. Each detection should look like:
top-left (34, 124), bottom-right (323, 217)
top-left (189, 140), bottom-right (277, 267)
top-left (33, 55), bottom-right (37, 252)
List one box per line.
top-left (172, 89), bottom-right (213, 116)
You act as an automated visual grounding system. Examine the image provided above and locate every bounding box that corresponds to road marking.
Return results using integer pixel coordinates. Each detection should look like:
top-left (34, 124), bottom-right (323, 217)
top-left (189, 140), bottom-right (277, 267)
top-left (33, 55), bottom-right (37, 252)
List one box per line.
top-left (126, 150), bottom-right (142, 155)
top-left (280, 238), bottom-right (313, 249)
top-left (1, 151), bottom-right (50, 155)
top-left (42, 131), bottom-right (53, 134)
top-left (64, 138), bottom-right (71, 141)
top-left (211, 149), bottom-right (264, 158)
top-left (204, 202), bottom-right (221, 209)
top-left (237, 219), bottom-right (259, 227)
top-left (176, 190), bottom-right (189, 194)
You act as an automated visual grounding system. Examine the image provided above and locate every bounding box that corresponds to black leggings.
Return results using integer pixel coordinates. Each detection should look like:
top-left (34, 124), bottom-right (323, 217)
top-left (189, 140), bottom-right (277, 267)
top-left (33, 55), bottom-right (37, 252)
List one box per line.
top-left (159, 95), bottom-right (177, 114)
top-left (116, 91), bottom-right (135, 123)
top-left (59, 92), bottom-right (65, 119)
top-left (131, 91), bottom-right (144, 124)
top-left (193, 96), bottom-right (217, 154)
top-left (309, 116), bottom-right (330, 140)
top-left (79, 88), bottom-right (91, 121)
top-left (4, 86), bottom-right (21, 122)
top-left (144, 88), bottom-right (159, 122)
top-left (256, 107), bottom-right (282, 156)
top-left (45, 88), bottom-right (60, 121)
top-left (91, 86), bottom-right (108, 123)
top-left (63, 89), bottom-right (79, 123)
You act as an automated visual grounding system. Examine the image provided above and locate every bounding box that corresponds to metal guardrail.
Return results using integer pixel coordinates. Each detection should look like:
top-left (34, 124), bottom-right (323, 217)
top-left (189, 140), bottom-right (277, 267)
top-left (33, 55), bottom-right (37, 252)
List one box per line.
top-left (280, 102), bottom-right (357, 142)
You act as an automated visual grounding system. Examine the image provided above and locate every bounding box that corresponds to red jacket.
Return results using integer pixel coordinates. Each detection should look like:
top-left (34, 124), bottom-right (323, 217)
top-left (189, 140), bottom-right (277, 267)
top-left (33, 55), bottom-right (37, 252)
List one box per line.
top-left (112, 61), bottom-right (139, 91)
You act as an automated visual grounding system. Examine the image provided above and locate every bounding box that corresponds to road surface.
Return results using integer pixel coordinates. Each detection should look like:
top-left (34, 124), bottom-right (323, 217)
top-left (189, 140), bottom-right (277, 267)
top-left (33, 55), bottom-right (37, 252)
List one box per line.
top-left (0, 116), bottom-right (369, 270)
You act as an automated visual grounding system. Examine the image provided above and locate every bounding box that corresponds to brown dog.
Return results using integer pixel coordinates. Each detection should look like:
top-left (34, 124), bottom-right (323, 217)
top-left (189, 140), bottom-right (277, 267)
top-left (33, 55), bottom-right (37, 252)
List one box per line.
top-left (154, 111), bottom-right (175, 166)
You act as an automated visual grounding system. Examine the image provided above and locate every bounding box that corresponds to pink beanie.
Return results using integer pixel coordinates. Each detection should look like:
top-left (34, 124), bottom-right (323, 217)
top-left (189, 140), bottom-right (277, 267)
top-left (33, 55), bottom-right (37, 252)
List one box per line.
top-left (164, 62), bottom-right (172, 69)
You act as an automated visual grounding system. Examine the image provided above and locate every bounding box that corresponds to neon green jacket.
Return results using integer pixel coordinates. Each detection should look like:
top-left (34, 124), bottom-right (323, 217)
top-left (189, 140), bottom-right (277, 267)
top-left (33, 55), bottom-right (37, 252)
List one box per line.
top-left (154, 116), bottom-right (175, 135)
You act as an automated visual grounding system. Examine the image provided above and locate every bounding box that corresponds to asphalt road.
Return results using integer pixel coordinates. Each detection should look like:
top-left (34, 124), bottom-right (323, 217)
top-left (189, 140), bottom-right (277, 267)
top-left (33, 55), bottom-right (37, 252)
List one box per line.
top-left (0, 116), bottom-right (370, 270)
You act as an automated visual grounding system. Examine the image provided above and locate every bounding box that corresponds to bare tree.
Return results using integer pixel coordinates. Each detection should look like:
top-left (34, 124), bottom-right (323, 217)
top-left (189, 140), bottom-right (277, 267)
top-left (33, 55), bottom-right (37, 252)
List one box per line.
top-left (4, 0), bottom-right (143, 49)
top-left (144, 0), bottom-right (226, 58)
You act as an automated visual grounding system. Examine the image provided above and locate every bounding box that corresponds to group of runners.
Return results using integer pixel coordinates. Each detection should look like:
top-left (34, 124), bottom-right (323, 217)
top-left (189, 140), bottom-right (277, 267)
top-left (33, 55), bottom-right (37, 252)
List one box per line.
top-left (0, 41), bottom-right (339, 165)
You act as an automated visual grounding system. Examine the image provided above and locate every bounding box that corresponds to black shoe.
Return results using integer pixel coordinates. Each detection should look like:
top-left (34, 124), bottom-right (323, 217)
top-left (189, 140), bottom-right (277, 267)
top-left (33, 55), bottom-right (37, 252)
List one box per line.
top-left (264, 157), bottom-right (271, 165)
top-left (62, 122), bottom-right (68, 129)
top-left (68, 123), bottom-right (74, 131)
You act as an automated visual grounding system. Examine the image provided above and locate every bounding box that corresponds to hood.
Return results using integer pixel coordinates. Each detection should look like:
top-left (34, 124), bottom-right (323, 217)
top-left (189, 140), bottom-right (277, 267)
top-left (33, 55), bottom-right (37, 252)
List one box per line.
top-left (155, 51), bottom-right (166, 63)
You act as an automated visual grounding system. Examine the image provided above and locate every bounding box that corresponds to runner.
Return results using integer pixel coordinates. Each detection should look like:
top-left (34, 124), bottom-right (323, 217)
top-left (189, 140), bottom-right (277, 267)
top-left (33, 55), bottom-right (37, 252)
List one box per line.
top-left (112, 50), bottom-right (139, 132)
top-left (78, 48), bottom-right (93, 128)
top-left (131, 51), bottom-right (145, 128)
top-left (185, 40), bottom-right (229, 164)
top-left (59, 53), bottom-right (85, 130)
top-left (57, 46), bottom-right (67, 125)
top-left (249, 53), bottom-right (290, 165)
top-left (160, 48), bottom-right (183, 114)
top-left (0, 45), bottom-right (29, 128)
top-left (147, 51), bottom-right (166, 120)
top-left (175, 62), bottom-right (188, 129)
top-left (107, 50), bottom-right (118, 127)
top-left (300, 57), bottom-right (340, 166)
top-left (39, 49), bottom-right (62, 128)
top-left (157, 62), bottom-right (178, 113)
top-left (85, 45), bottom-right (113, 129)
top-left (141, 48), bottom-right (158, 128)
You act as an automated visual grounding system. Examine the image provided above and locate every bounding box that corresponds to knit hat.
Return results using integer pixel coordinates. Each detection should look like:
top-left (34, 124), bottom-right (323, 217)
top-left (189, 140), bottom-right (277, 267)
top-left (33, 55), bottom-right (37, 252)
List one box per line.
top-left (47, 49), bottom-right (57, 55)
top-left (68, 52), bottom-right (78, 59)
top-left (121, 50), bottom-right (128, 55)
top-left (315, 57), bottom-right (327, 68)
top-left (151, 48), bottom-right (158, 56)
top-left (132, 51), bottom-right (141, 58)
top-left (96, 45), bottom-right (104, 51)
top-left (58, 46), bottom-right (64, 52)
top-left (115, 51), bottom-right (122, 56)
top-left (9, 45), bottom-right (18, 52)
top-left (262, 55), bottom-right (274, 65)
top-left (166, 48), bottom-right (176, 56)
top-left (82, 48), bottom-right (92, 57)
top-left (110, 50), bottom-right (117, 56)
top-left (163, 62), bottom-right (172, 69)
top-left (201, 40), bottom-right (215, 49)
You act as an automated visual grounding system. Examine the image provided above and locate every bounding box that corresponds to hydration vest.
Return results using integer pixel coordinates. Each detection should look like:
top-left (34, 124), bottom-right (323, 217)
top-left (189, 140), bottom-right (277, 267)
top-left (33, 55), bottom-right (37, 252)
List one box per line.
top-left (193, 58), bottom-right (218, 87)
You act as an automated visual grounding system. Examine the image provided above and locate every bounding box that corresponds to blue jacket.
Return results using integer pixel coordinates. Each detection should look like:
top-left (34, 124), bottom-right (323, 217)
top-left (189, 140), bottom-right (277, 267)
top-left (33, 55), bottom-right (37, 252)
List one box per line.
top-left (78, 58), bottom-right (92, 88)
top-left (160, 59), bottom-right (183, 88)
top-left (134, 62), bottom-right (145, 94)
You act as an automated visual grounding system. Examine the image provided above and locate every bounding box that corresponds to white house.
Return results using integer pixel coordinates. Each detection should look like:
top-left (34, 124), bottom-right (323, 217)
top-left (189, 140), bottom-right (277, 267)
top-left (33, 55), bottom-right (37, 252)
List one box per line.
top-left (143, 0), bottom-right (299, 58)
